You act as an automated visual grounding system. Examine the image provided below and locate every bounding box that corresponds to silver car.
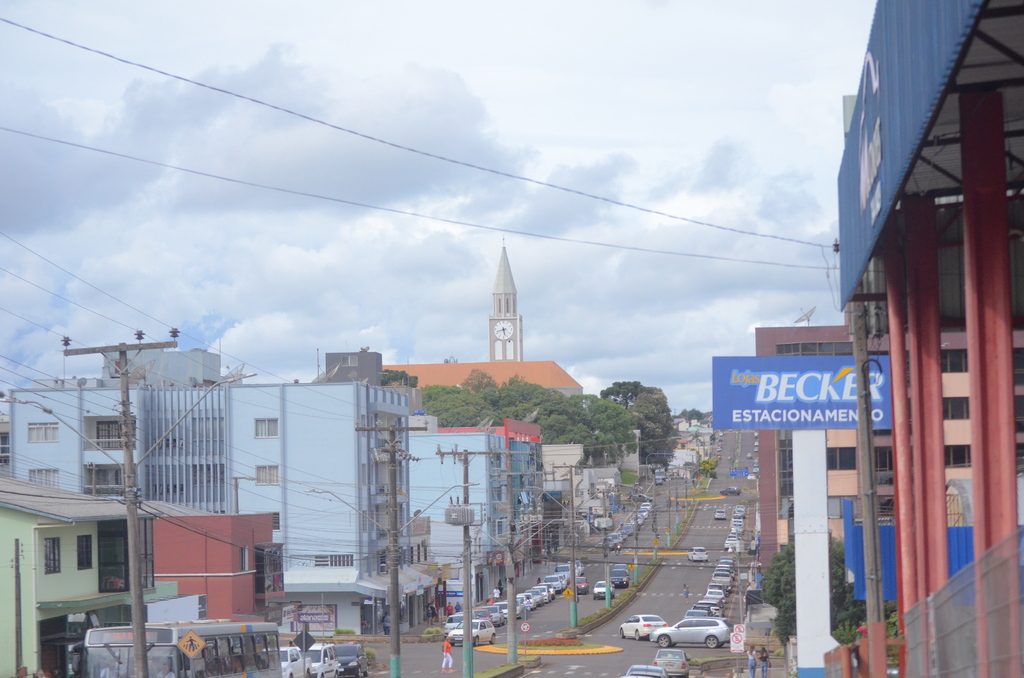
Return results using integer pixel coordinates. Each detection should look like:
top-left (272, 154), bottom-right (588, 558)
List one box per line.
top-left (649, 618), bottom-right (730, 649)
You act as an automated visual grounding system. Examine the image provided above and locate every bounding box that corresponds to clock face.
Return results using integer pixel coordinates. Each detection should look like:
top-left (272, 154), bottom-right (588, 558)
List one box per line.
top-left (494, 320), bottom-right (515, 339)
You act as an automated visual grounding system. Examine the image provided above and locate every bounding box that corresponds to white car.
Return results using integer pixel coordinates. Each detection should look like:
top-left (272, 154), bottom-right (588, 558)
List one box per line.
top-left (484, 605), bottom-right (506, 626)
top-left (703, 588), bottom-right (726, 601)
top-left (305, 643), bottom-right (339, 678)
top-left (443, 613), bottom-right (464, 632)
top-left (281, 647), bottom-right (313, 678)
top-left (724, 536), bottom-right (739, 551)
top-left (687, 547), bottom-right (708, 562)
top-left (618, 614), bottom-right (668, 640)
top-left (448, 619), bottom-right (496, 646)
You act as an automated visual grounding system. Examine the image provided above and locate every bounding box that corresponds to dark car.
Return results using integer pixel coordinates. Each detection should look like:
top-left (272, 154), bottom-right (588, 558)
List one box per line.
top-left (335, 643), bottom-right (368, 678)
top-left (631, 493), bottom-right (653, 503)
top-left (576, 576), bottom-right (590, 595)
top-left (610, 566), bottom-right (631, 588)
top-left (722, 487), bottom-right (741, 496)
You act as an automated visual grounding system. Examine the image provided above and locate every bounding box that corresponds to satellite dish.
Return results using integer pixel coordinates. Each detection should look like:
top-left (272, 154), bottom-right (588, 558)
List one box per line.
top-left (794, 307), bottom-right (816, 326)
top-left (77, 378), bottom-right (88, 388)
top-left (312, 363), bottom-right (341, 383)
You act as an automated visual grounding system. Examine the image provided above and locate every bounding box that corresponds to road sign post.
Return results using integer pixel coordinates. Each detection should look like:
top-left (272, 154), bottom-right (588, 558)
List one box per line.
top-left (730, 624), bottom-right (747, 653)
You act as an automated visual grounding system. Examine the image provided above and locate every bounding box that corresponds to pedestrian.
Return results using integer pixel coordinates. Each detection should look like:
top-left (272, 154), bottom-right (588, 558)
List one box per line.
top-left (383, 613), bottom-right (391, 635)
top-left (493, 586), bottom-right (501, 601)
top-left (441, 637), bottom-right (454, 673)
top-left (454, 601), bottom-right (461, 613)
top-left (747, 647), bottom-right (757, 678)
top-left (427, 603), bottom-right (437, 626)
top-left (446, 603), bottom-right (454, 617)
top-left (758, 646), bottom-right (770, 678)
top-left (683, 584), bottom-right (690, 599)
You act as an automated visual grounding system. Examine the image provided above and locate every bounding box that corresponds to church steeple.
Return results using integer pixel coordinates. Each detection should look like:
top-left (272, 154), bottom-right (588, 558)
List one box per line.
top-left (489, 247), bottom-right (523, 361)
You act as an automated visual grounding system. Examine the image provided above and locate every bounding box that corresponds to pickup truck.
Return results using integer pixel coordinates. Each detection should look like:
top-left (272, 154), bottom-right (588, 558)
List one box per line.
top-left (281, 646), bottom-right (313, 678)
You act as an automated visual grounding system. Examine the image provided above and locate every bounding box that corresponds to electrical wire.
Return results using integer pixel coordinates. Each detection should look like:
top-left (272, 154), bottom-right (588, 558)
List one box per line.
top-left (0, 15), bottom-right (831, 251)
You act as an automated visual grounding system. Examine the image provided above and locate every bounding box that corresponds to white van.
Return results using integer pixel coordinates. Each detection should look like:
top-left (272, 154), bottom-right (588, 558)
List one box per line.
top-left (306, 643), bottom-right (339, 678)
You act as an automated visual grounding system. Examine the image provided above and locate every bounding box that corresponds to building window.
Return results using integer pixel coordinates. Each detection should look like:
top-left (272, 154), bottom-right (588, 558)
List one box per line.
top-left (826, 447), bottom-right (857, 471)
top-left (254, 418), bottom-right (279, 438)
top-left (255, 465), bottom-right (280, 485)
top-left (29, 468), bottom-right (59, 486)
top-left (777, 431), bottom-right (793, 498)
top-left (45, 537), bottom-right (60, 574)
top-left (314, 554), bottom-right (354, 567)
top-left (945, 445), bottom-right (971, 468)
top-left (942, 397), bottom-right (969, 420)
top-left (1016, 396), bottom-right (1024, 433)
top-left (28, 422), bottom-right (59, 443)
top-left (942, 349), bottom-right (968, 373)
top-left (84, 464), bottom-right (123, 494)
top-left (827, 497), bottom-right (844, 519)
top-left (78, 534), bottom-right (93, 570)
top-left (272, 512), bottom-right (281, 530)
top-left (240, 547), bottom-right (249, 571)
top-left (1015, 349), bottom-right (1024, 385)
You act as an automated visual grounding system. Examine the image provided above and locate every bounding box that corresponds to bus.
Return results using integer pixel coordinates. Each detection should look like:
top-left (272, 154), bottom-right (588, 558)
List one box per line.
top-left (74, 620), bottom-right (280, 678)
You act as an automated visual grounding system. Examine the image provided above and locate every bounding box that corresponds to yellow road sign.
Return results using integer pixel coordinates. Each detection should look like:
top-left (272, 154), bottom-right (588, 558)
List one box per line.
top-left (653, 538), bottom-right (660, 546)
top-left (563, 588), bottom-right (574, 599)
top-left (627, 563), bottom-right (635, 571)
top-left (177, 630), bottom-right (206, 659)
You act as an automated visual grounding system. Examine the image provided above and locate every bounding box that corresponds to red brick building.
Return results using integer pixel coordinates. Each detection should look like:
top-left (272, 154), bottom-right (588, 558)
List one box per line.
top-left (153, 512), bottom-right (282, 620)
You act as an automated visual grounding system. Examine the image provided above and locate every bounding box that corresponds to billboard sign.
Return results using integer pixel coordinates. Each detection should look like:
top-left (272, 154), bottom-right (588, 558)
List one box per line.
top-left (712, 356), bottom-right (891, 430)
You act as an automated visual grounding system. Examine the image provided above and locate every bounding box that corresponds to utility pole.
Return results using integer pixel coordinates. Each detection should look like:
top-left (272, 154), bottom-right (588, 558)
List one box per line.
top-left (357, 424), bottom-right (425, 678)
top-left (505, 477), bottom-right (518, 665)
top-left (852, 303), bottom-right (884, 624)
top-left (437, 447), bottom-right (505, 678)
top-left (15, 538), bottom-right (23, 675)
top-left (567, 467), bottom-right (578, 628)
top-left (65, 335), bottom-right (177, 678)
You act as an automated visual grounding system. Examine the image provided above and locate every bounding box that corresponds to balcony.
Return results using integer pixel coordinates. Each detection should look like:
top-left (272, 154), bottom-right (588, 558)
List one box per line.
top-left (92, 437), bottom-right (122, 451)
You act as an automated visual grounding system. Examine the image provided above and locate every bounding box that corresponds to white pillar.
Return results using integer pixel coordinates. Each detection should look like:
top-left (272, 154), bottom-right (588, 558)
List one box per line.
top-left (793, 429), bottom-right (837, 678)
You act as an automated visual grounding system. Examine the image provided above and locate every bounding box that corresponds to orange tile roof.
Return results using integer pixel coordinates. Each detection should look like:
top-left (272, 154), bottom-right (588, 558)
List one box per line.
top-left (383, 361), bottom-right (581, 390)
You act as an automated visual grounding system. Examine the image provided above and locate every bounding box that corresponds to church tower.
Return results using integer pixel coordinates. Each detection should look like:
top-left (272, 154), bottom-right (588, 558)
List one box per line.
top-left (489, 247), bottom-right (523, 361)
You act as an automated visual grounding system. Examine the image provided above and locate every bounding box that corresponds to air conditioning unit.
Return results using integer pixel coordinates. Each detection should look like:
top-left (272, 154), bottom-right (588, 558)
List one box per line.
top-left (445, 505), bottom-right (475, 526)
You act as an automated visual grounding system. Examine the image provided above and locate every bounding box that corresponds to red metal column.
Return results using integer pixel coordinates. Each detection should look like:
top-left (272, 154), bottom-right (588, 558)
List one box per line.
top-left (884, 224), bottom-right (917, 619)
top-left (904, 196), bottom-right (948, 599)
top-left (960, 90), bottom-right (1017, 678)
top-left (960, 91), bottom-right (1016, 552)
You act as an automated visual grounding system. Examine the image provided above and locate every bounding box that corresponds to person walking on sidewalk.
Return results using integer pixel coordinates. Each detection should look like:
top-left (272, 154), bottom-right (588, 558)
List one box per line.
top-left (747, 647), bottom-right (757, 678)
top-left (441, 638), bottom-right (454, 673)
top-left (758, 647), bottom-right (770, 678)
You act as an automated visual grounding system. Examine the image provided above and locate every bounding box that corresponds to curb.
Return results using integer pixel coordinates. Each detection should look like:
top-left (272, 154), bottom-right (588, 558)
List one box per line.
top-left (478, 644), bottom-right (623, 656)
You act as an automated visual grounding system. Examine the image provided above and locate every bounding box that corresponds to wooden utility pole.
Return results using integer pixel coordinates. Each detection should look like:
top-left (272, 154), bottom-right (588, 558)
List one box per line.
top-left (356, 424), bottom-right (424, 678)
top-left (65, 336), bottom-right (177, 678)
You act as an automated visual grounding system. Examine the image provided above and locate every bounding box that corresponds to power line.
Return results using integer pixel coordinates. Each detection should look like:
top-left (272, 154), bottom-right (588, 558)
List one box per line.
top-left (0, 126), bottom-right (829, 272)
top-left (0, 15), bottom-right (830, 251)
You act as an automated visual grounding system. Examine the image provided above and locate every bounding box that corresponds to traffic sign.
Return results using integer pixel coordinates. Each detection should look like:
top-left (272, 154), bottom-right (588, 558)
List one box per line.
top-left (729, 468), bottom-right (749, 477)
top-left (520, 622), bottom-right (531, 633)
top-left (294, 630), bottom-right (316, 652)
top-left (563, 588), bottom-right (574, 599)
top-left (653, 538), bottom-right (660, 546)
top-left (627, 563), bottom-right (635, 571)
top-left (177, 630), bottom-right (206, 659)
top-left (730, 624), bottom-right (747, 653)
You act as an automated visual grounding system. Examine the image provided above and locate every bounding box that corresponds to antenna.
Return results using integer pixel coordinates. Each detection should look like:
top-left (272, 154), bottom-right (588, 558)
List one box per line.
top-left (794, 306), bottom-right (816, 326)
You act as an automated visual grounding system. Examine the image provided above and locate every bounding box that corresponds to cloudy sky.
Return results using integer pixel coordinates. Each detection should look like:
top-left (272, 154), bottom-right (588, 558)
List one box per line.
top-left (0, 1), bottom-right (876, 412)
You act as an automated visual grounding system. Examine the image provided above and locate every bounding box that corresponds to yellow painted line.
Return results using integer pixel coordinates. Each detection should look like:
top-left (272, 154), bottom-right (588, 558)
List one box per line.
top-left (478, 645), bottom-right (623, 655)
top-left (670, 495), bottom-right (732, 502)
top-left (623, 550), bottom-right (689, 556)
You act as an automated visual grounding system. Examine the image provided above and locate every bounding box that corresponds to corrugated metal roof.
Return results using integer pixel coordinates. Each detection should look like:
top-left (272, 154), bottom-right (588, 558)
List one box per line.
top-left (0, 475), bottom-right (216, 523)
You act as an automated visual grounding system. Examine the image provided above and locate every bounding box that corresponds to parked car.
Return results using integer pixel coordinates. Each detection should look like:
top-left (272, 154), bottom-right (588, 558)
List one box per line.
top-left (485, 605), bottom-right (506, 626)
top-left (703, 588), bottom-right (726, 601)
top-left (619, 665), bottom-right (669, 678)
top-left (733, 506), bottom-right (746, 517)
top-left (334, 643), bottom-right (368, 678)
top-left (622, 522), bottom-right (635, 536)
top-left (687, 547), bottom-right (708, 562)
top-left (576, 576), bottom-right (590, 595)
top-left (532, 585), bottom-right (553, 603)
top-left (305, 643), bottom-right (339, 678)
top-left (593, 580), bottom-right (616, 600)
top-left (652, 648), bottom-right (690, 678)
top-left (713, 508), bottom-right (727, 520)
top-left (683, 608), bottom-right (709, 619)
top-left (649, 618), bottom-right (731, 648)
top-left (692, 600), bottom-right (722, 617)
top-left (722, 487), bottom-right (741, 496)
top-left (516, 594), bottom-right (531, 614)
top-left (544, 574), bottom-right (567, 592)
top-left (447, 619), bottom-right (496, 646)
top-left (472, 608), bottom-right (494, 625)
top-left (443, 613), bottom-right (464, 632)
top-left (281, 647), bottom-right (313, 678)
top-left (724, 535), bottom-right (740, 551)
top-left (619, 614), bottom-right (669, 640)
top-left (709, 574), bottom-right (733, 591)
top-left (731, 518), bottom-right (745, 529)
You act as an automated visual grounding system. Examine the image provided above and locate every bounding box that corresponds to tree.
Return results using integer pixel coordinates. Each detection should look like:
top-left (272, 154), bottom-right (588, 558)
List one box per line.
top-left (421, 385), bottom-right (493, 428)
top-left (830, 540), bottom-right (865, 631)
top-left (698, 457), bottom-right (718, 480)
top-left (600, 381), bottom-right (644, 408)
top-left (461, 369), bottom-right (498, 394)
top-left (761, 546), bottom-right (797, 644)
top-left (599, 381), bottom-right (676, 463)
top-left (381, 369), bottom-right (418, 388)
top-left (676, 408), bottom-right (705, 422)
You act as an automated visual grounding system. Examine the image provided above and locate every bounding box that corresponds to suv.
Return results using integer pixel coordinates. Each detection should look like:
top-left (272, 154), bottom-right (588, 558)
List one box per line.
top-left (610, 566), bottom-right (631, 588)
top-left (334, 643), bottom-right (368, 678)
top-left (281, 647), bottom-right (313, 678)
top-left (305, 643), bottom-right (339, 678)
top-left (722, 487), bottom-right (741, 496)
top-left (544, 574), bottom-right (567, 592)
top-left (650, 618), bottom-right (730, 648)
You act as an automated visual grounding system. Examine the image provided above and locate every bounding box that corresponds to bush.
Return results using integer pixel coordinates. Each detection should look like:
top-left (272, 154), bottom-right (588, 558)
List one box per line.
top-left (365, 648), bottom-right (377, 663)
top-left (335, 628), bottom-right (356, 635)
top-left (833, 622), bottom-right (860, 646)
top-left (423, 627), bottom-right (443, 637)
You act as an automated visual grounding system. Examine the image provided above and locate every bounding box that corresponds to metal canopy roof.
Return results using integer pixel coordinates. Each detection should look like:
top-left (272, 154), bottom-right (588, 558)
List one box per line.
top-left (906, 3), bottom-right (1024, 200)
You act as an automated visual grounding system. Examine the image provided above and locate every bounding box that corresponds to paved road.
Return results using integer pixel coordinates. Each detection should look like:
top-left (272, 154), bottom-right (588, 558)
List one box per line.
top-left (372, 441), bottom-right (762, 677)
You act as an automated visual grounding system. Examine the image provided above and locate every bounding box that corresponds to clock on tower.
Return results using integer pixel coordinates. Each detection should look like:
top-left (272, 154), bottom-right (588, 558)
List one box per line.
top-left (488, 247), bottom-right (523, 361)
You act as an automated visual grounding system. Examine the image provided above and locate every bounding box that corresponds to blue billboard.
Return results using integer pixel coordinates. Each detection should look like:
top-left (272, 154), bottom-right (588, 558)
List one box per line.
top-left (712, 356), bottom-right (891, 430)
top-left (837, 0), bottom-right (983, 304)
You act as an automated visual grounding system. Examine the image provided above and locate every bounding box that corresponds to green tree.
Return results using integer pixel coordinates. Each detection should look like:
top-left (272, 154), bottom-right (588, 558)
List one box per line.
top-left (421, 385), bottom-right (494, 428)
top-left (599, 382), bottom-right (676, 462)
top-left (676, 408), bottom-right (705, 422)
top-left (698, 457), bottom-right (718, 480)
top-left (831, 540), bottom-right (865, 631)
top-left (380, 369), bottom-right (418, 388)
top-left (761, 545), bottom-right (797, 644)
top-left (600, 381), bottom-right (644, 408)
